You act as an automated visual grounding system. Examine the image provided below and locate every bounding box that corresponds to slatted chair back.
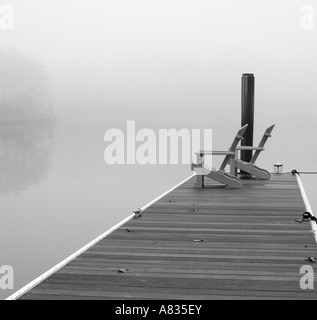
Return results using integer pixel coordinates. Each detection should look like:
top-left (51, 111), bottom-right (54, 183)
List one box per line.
top-left (219, 124), bottom-right (248, 171)
top-left (250, 124), bottom-right (275, 164)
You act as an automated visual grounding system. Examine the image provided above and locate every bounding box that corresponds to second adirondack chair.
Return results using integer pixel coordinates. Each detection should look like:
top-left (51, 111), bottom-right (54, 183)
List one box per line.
top-left (233, 124), bottom-right (275, 179)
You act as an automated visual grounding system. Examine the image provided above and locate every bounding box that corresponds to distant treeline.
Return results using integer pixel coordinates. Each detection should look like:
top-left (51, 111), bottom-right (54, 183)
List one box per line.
top-left (0, 50), bottom-right (54, 121)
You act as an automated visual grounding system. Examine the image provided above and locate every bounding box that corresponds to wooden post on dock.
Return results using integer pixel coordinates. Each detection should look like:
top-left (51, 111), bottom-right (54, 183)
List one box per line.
top-left (241, 73), bottom-right (255, 170)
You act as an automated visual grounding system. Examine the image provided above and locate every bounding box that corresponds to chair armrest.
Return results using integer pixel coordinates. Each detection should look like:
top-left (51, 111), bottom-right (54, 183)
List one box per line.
top-left (236, 146), bottom-right (264, 151)
top-left (195, 150), bottom-right (235, 156)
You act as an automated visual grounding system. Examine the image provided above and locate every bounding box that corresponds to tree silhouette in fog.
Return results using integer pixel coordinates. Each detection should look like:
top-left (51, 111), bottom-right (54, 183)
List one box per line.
top-left (0, 50), bottom-right (53, 119)
top-left (0, 50), bottom-right (56, 193)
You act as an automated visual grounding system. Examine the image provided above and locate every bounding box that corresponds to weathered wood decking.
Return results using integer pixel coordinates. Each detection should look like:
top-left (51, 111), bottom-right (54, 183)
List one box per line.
top-left (19, 173), bottom-right (317, 300)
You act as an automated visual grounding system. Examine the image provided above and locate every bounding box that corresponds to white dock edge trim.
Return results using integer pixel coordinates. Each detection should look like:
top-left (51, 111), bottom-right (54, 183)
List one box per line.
top-left (6, 173), bottom-right (195, 301)
top-left (295, 173), bottom-right (317, 244)
top-left (5, 213), bottom-right (134, 301)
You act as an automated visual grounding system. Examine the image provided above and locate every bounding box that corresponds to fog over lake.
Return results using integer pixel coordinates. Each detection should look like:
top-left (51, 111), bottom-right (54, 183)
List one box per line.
top-left (1, 1), bottom-right (316, 299)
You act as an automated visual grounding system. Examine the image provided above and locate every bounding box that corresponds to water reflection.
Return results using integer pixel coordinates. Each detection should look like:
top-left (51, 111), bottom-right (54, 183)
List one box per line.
top-left (0, 50), bottom-right (56, 194)
top-left (0, 123), bottom-right (55, 194)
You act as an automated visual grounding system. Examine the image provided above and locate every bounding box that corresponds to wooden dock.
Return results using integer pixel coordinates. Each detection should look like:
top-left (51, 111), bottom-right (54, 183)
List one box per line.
top-left (17, 173), bottom-right (317, 300)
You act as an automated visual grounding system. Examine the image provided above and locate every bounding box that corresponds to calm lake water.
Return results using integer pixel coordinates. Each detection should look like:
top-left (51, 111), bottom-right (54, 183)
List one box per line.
top-left (1, 117), bottom-right (317, 300)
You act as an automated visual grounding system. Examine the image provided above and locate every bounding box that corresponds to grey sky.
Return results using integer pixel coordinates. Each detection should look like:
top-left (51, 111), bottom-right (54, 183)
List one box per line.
top-left (1, 0), bottom-right (316, 123)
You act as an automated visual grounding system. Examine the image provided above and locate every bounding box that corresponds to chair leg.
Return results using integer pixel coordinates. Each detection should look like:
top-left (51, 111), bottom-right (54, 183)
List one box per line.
top-left (195, 175), bottom-right (204, 188)
top-left (206, 170), bottom-right (243, 188)
top-left (235, 160), bottom-right (271, 180)
top-left (195, 153), bottom-right (205, 188)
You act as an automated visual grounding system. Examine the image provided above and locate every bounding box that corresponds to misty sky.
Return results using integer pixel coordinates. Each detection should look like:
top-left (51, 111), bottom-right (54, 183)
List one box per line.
top-left (1, 0), bottom-right (316, 125)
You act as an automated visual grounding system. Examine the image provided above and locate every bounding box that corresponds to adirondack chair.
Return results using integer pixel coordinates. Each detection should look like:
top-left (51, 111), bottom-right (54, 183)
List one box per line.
top-left (191, 125), bottom-right (248, 189)
top-left (233, 124), bottom-right (275, 179)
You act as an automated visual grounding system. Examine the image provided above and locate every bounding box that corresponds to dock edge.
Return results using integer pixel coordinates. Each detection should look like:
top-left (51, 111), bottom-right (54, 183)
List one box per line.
top-left (295, 173), bottom-right (317, 244)
top-left (5, 173), bottom-right (195, 300)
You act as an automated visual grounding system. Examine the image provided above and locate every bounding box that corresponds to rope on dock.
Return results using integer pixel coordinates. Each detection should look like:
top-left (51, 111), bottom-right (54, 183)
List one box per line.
top-left (292, 169), bottom-right (317, 175)
top-left (296, 211), bottom-right (317, 224)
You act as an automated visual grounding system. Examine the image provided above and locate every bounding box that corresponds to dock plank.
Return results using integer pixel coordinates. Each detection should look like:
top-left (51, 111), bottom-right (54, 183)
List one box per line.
top-left (19, 173), bottom-right (317, 300)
